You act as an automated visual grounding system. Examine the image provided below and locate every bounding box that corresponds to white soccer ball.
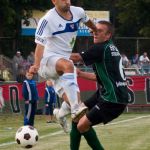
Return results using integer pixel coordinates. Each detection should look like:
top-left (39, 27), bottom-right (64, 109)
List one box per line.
top-left (15, 125), bottom-right (39, 148)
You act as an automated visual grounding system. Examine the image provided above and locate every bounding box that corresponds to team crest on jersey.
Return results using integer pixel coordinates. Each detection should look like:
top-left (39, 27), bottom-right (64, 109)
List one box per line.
top-left (70, 24), bottom-right (75, 29)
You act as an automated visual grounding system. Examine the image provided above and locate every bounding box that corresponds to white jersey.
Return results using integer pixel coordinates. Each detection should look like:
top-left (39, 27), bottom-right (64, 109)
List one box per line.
top-left (35, 6), bottom-right (89, 58)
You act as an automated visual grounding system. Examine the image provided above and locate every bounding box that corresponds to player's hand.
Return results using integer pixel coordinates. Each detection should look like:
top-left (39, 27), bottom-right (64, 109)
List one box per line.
top-left (76, 68), bottom-right (81, 77)
top-left (29, 65), bottom-right (39, 74)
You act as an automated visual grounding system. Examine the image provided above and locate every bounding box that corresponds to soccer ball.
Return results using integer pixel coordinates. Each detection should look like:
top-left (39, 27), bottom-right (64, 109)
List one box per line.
top-left (15, 125), bottom-right (39, 148)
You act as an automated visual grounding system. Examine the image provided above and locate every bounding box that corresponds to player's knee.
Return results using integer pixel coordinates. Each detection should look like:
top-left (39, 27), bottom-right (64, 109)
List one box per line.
top-left (77, 121), bottom-right (89, 133)
top-left (64, 61), bottom-right (74, 72)
top-left (56, 59), bottom-right (74, 74)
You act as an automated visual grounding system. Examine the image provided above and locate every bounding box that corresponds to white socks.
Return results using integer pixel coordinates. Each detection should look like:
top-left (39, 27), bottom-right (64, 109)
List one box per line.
top-left (58, 101), bottom-right (71, 118)
top-left (60, 73), bottom-right (79, 113)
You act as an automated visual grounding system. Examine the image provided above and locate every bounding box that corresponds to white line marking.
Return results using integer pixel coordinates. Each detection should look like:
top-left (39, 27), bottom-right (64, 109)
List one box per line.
top-left (94, 114), bottom-right (150, 128)
top-left (0, 130), bottom-right (64, 147)
top-left (0, 115), bottom-right (150, 147)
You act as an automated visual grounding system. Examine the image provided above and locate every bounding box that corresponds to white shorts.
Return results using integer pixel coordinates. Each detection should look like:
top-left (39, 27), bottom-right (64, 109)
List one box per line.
top-left (38, 55), bottom-right (70, 80)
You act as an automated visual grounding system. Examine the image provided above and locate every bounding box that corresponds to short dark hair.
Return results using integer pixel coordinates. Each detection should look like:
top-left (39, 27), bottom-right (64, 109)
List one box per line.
top-left (97, 20), bottom-right (115, 36)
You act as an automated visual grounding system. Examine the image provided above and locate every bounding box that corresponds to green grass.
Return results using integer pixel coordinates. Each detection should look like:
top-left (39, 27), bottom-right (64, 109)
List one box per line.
top-left (0, 113), bottom-right (150, 150)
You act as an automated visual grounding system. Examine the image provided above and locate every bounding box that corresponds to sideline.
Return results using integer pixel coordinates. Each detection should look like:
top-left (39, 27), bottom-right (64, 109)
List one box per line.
top-left (0, 114), bottom-right (150, 147)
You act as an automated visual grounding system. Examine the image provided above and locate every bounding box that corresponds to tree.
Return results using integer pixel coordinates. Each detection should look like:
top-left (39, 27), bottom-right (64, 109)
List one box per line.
top-left (0, 0), bottom-right (51, 56)
top-left (116, 0), bottom-right (150, 37)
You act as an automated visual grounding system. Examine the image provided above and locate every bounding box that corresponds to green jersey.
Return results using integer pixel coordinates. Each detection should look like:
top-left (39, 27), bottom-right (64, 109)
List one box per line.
top-left (80, 40), bottom-right (129, 104)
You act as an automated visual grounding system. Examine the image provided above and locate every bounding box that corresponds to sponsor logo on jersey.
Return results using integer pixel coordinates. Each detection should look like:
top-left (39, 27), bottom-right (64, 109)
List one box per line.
top-left (116, 81), bottom-right (127, 87)
top-left (58, 24), bottom-right (63, 28)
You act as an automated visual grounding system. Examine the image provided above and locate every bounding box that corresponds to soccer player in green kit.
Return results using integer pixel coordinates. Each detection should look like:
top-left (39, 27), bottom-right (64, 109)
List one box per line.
top-left (70, 20), bottom-right (129, 150)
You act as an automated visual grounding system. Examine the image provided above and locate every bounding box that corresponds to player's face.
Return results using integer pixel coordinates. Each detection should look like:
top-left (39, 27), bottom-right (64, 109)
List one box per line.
top-left (93, 23), bottom-right (111, 44)
top-left (52, 0), bottom-right (71, 12)
top-left (26, 72), bottom-right (33, 80)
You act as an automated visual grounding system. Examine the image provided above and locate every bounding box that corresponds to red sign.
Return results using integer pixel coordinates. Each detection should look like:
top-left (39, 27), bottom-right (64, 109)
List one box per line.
top-left (0, 76), bottom-right (150, 101)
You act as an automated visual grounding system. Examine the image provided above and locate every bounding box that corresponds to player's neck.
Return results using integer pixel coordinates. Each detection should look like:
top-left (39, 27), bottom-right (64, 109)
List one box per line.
top-left (55, 8), bottom-right (72, 20)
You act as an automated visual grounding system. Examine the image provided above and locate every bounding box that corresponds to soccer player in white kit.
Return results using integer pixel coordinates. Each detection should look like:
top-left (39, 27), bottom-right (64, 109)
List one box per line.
top-left (29, 0), bottom-right (97, 120)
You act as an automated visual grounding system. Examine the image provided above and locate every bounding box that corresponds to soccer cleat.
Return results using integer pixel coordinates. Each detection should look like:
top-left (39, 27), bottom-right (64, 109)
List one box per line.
top-left (71, 106), bottom-right (88, 122)
top-left (53, 108), bottom-right (70, 133)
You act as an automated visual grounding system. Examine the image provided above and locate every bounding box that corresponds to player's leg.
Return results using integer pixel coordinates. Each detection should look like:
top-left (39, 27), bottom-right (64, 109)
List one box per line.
top-left (53, 93), bottom-right (71, 133)
top-left (70, 121), bottom-right (104, 150)
top-left (56, 58), bottom-right (87, 118)
top-left (82, 127), bottom-right (104, 150)
top-left (49, 100), bottom-right (55, 122)
top-left (45, 104), bottom-right (51, 123)
top-left (46, 103), bottom-right (53, 123)
top-left (77, 97), bottom-right (126, 134)
top-left (53, 108), bottom-right (69, 133)
top-left (24, 103), bottom-right (30, 125)
top-left (38, 56), bottom-right (87, 119)
top-left (30, 102), bottom-right (37, 126)
top-left (70, 122), bottom-right (81, 150)
top-left (58, 100), bottom-right (71, 118)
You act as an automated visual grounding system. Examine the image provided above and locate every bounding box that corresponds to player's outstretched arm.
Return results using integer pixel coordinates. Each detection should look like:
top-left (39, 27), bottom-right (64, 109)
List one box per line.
top-left (70, 53), bottom-right (83, 63)
top-left (29, 43), bottom-right (44, 74)
top-left (85, 19), bottom-right (97, 33)
top-left (77, 69), bottom-right (97, 81)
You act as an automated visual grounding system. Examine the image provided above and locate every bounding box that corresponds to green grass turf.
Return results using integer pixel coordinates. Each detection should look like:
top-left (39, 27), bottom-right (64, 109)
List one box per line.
top-left (0, 113), bottom-right (150, 150)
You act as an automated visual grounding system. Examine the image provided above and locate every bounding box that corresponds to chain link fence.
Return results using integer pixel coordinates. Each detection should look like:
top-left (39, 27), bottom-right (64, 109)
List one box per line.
top-left (0, 36), bottom-right (150, 58)
top-left (0, 36), bottom-right (150, 80)
top-left (74, 37), bottom-right (150, 58)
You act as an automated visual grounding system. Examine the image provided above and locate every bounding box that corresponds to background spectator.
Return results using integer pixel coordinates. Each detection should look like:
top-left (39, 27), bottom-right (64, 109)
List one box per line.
top-left (139, 52), bottom-right (150, 74)
top-left (27, 51), bottom-right (38, 81)
top-left (12, 51), bottom-right (24, 80)
top-left (131, 53), bottom-right (141, 75)
top-left (131, 53), bottom-right (139, 65)
top-left (44, 80), bottom-right (56, 123)
top-left (22, 71), bottom-right (39, 126)
top-left (121, 53), bottom-right (130, 68)
top-left (27, 51), bottom-right (35, 66)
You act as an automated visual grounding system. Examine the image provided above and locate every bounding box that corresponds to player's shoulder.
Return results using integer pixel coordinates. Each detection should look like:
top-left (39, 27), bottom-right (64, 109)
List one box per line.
top-left (70, 6), bottom-right (84, 13)
top-left (39, 8), bottom-right (55, 21)
top-left (45, 8), bottom-right (56, 17)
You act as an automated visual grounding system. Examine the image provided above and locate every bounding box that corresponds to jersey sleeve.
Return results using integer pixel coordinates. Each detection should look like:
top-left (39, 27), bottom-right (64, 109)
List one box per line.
top-left (80, 44), bottom-right (104, 66)
top-left (77, 7), bottom-right (89, 23)
top-left (35, 17), bottom-right (51, 46)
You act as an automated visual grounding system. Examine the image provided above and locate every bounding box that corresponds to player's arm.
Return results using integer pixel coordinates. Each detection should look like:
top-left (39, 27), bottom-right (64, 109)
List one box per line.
top-left (29, 43), bottom-right (44, 73)
top-left (29, 17), bottom-right (49, 74)
top-left (84, 19), bottom-right (97, 33)
top-left (70, 53), bottom-right (96, 81)
top-left (34, 43), bottom-right (44, 68)
top-left (77, 69), bottom-right (96, 81)
top-left (70, 53), bottom-right (83, 63)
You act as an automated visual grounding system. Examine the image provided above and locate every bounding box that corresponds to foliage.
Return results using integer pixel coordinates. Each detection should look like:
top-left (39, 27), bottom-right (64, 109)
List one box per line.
top-left (116, 0), bottom-right (150, 37)
top-left (0, 0), bottom-right (149, 57)
top-left (0, 0), bottom-right (52, 36)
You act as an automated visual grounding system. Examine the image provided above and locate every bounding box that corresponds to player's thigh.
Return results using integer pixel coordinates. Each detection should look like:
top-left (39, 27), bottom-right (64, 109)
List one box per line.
top-left (77, 115), bottom-right (92, 133)
top-left (86, 101), bottom-right (126, 126)
top-left (56, 58), bottom-right (74, 74)
top-left (38, 56), bottom-right (60, 79)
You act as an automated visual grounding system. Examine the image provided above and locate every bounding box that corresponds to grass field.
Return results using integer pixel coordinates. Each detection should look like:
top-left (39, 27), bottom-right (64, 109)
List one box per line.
top-left (0, 113), bottom-right (150, 150)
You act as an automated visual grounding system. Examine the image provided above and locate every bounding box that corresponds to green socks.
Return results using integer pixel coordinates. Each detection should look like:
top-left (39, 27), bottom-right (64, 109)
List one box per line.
top-left (82, 127), bottom-right (104, 150)
top-left (70, 122), bottom-right (104, 150)
top-left (70, 122), bottom-right (81, 150)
